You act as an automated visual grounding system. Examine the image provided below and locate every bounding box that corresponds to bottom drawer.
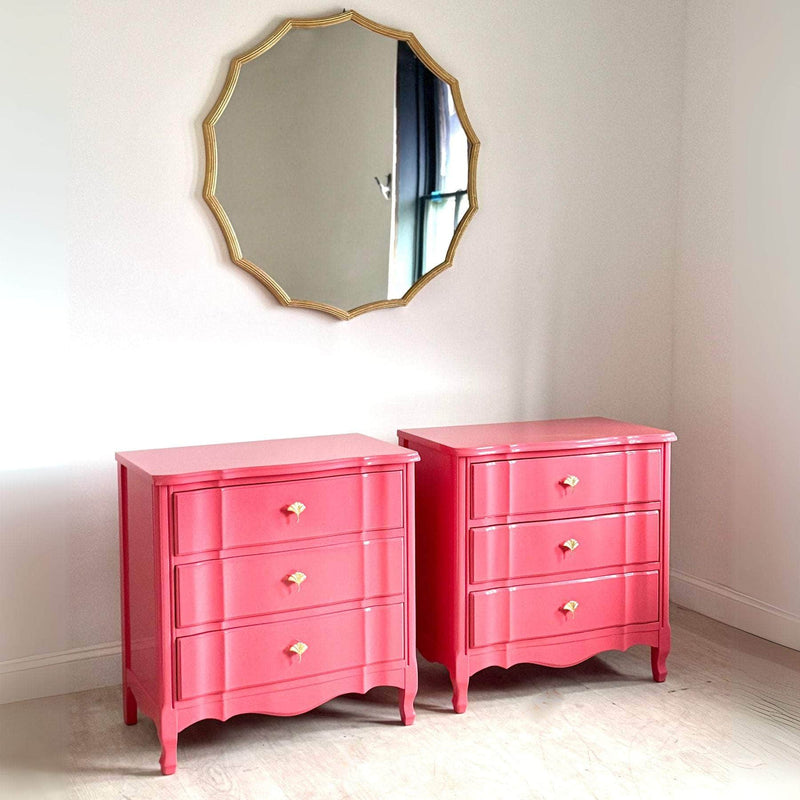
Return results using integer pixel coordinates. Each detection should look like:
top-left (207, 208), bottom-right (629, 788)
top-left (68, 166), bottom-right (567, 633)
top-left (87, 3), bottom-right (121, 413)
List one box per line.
top-left (470, 571), bottom-right (659, 648)
top-left (177, 603), bottom-right (405, 700)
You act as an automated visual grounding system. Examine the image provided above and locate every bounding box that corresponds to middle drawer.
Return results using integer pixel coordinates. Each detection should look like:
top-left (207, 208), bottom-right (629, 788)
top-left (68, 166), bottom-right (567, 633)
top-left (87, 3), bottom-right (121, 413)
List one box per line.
top-left (175, 537), bottom-right (404, 627)
top-left (469, 510), bottom-right (659, 584)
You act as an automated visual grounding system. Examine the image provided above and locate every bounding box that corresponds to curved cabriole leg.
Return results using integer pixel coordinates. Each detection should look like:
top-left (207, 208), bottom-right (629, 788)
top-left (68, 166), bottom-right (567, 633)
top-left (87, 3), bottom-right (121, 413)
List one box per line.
top-left (651, 646), bottom-right (668, 682)
top-left (159, 736), bottom-right (177, 776)
top-left (123, 686), bottom-right (137, 725)
top-left (651, 627), bottom-right (671, 682)
top-left (399, 664), bottom-right (417, 724)
top-left (157, 714), bottom-right (178, 775)
top-left (449, 669), bottom-right (468, 714)
top-left (399, 688), bottom-right (416, 725)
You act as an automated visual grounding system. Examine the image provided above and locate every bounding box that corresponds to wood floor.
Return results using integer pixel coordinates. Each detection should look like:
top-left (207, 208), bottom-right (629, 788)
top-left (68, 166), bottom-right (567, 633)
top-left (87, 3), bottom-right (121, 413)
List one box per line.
top-left (1, 606), bottom-right (798, 799)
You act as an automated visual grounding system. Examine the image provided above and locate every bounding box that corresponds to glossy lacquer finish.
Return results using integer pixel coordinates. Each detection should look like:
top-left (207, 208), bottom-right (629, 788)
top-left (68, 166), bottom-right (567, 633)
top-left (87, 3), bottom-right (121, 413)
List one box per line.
top-left (117, 434), bottom-right (418, 774)
top-left (398, 417), bottom-right (675, 713)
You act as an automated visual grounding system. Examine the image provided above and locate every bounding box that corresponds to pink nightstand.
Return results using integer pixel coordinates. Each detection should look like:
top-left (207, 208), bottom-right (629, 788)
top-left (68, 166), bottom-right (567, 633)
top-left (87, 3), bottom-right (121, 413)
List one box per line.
top-left (398, 418), bottom-right (675, 713)
top-left (117, 434), bottom-right (419, 774)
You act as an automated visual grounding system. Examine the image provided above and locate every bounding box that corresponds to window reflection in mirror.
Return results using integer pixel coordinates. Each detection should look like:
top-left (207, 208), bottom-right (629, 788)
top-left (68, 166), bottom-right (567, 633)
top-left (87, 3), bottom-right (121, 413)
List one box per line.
top-left (391, 41), bottom-right (469, 297)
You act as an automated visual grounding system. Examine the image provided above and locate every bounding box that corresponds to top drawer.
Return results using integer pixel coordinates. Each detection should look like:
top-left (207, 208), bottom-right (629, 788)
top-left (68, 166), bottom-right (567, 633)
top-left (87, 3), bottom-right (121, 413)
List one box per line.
top-left (471, 449), bottom-right (661, 520)
top-left (174, 470), bottom-right (403, 555)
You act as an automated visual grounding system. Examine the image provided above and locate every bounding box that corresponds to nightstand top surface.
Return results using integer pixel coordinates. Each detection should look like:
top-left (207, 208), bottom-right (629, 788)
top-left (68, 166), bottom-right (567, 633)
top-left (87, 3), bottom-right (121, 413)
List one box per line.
top-left (398, 417), bottom-right (676, 456)
top-left (117, 433), bottom-right (418, 484)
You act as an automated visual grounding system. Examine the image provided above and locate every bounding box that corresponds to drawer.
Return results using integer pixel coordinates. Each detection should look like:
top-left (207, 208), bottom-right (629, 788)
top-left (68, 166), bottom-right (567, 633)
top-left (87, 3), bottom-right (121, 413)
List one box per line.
top-left (175, 537), bottom-right (405, 627)
top-left (469, 511), bottom-right (659, 584)
top-left (470, 449), bottom-right (661, 520)
top-left (176, 603), bottom-right (405, 700)
top-left (469, 570), bottom-right (659, 648)
top-left (174, 470), bottom-right (403, 555)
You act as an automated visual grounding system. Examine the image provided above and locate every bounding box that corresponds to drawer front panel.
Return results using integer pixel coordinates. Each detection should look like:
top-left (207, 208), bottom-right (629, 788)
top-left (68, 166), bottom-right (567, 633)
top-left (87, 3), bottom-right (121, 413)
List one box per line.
top-left (470, 449), bottom-right (661, 520)
top-left (177, 603), bottom-right (405, 700)
top-left (175, 537), bottom-right (405, 627)
top-left (174, 471), bottom-right (403, 555)
top-left (470, 570), bottom-right (659, 648)
top-left (469, 511), bottom-right (660, 584)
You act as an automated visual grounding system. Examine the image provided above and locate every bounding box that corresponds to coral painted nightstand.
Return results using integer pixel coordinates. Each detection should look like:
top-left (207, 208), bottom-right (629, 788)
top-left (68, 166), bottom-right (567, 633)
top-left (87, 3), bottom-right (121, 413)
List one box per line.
top-left (397, 418), bottom-right (676, 713)
top-left (116, 434), bottom-right (419, 774)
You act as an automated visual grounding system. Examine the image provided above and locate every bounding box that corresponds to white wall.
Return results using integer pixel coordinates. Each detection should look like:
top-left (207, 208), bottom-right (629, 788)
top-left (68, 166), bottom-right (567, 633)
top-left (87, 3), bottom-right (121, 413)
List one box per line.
top-left (0, 0), bottom-right (685, 702)
top-left (671, 0), bottom-right (800, 649)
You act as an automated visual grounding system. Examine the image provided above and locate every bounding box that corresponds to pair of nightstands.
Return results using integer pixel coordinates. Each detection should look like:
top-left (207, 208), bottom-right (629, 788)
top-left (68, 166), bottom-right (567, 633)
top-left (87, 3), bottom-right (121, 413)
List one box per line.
top-left (117, 417), bottom-right (675, 773)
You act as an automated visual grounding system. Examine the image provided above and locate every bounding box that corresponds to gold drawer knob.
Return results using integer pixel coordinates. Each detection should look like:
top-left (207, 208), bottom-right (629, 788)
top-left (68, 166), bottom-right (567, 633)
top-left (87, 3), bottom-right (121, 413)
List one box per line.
top-left (287, 501), bottom-right (306, 521)
top-left (562, 600), bottom-right (579, 616)
top-left (288, 571), bottom-right (307, 588)
top-left (561, 475), bottom-right (580, 488)
top-left (561, 538), bottom-right (580, 552)
top-left (289, 641), bottom-right (308, 662)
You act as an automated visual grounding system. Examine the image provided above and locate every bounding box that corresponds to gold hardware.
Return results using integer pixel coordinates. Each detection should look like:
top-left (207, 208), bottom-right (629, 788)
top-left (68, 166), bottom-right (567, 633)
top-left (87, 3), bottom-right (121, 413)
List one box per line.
top-left (289, 642), bottom-right (308, 662)
top-left (287, 501), bottom-right (306, 520)
top-left (562, 600), bottom-right (579, 616)
top-left (288, 571), bottom-right (307, 588)
top-left (561, 475), bottom-right (580, 488)
top-left (561, 539), bottom-right (580, 552)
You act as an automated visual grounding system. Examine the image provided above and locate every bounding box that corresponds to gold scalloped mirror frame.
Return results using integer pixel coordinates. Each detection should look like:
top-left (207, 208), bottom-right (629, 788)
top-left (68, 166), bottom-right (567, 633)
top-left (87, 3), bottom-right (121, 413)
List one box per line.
top-left (202, 10), bottom-right (480, 320)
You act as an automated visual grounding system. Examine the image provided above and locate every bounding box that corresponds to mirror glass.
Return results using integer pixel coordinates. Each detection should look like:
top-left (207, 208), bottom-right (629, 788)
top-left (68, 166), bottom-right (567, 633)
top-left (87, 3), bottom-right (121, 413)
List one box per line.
top-left (204, 13), bottom-right (479, 319)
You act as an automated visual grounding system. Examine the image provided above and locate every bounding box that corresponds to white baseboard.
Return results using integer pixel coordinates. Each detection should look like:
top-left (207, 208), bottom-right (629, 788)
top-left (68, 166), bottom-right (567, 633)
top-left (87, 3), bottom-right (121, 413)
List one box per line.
top-left (0, 642), bottom-right (121, 705)
top-left (671, 570), bottom-right (800, 651)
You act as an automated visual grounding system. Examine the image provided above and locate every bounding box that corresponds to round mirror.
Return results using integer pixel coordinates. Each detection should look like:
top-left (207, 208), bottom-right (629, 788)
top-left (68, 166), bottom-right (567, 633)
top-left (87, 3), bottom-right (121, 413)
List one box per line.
top-left (203, 11), bottom-right (479, 319)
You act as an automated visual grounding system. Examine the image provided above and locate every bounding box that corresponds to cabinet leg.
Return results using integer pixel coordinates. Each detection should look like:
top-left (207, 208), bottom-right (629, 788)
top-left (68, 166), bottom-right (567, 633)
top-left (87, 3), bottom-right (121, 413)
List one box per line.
top-left (449, 668), bottom-right (468, 714)
top-left (651, 646), bottom-right (667, 682)
top-left (651, 626), bottom-right (671, 682)
top-left (157, 714), bottom-right (178, 775)
top-left (123, 685), bottom-right (137, 725)
top-left (399, 688), bottom-right (416, 726)
top-left (159, 735), bottom-right (177, 776)
top-left (399, 664), bottom-right (417, 725)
